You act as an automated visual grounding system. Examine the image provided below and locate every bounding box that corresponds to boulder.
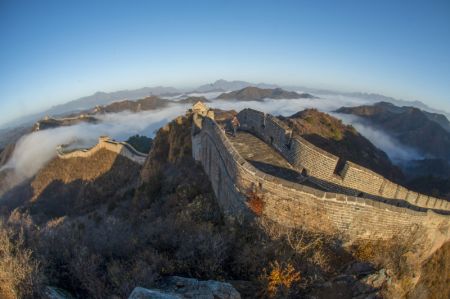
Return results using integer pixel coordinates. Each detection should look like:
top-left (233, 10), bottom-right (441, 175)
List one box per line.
top-left (363, 269), bottom-right (389, 289)
top-left (128, 287), bottom-right (182, 299)
top-left (128, 276), bottom-right (241, 299)
top-left (44, 287), bottom-right (75, 299)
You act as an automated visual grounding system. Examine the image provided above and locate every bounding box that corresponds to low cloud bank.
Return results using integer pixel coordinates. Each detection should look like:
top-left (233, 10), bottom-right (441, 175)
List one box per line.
top-left (0, 93), bottom-right (423, 194)
top-left (332, 113), bottom-right (422, 162)
top-left (210, 95), bottom-right (423, 163)
top-left (210, 93), bottom-right (371, 116)
top-left (0, 104), bottom-right (187, 185)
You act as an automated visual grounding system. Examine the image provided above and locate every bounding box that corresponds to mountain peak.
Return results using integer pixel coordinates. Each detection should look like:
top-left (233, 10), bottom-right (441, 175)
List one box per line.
top-left (216, 86), bottom-right (316, 101)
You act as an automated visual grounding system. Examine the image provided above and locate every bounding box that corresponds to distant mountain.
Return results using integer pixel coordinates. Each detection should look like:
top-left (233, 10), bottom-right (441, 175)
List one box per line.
top-left (285, 86), bottom-right (450, 119)
top-left (92, 95), bottom-right (169, 114)
top-left (2, 86), bottom-right (181, 129)
top-left (340, 92), bottom-right (450, 119)
top-left (47, 86), bottom-right (180, 114)
top-left (216, 87), bottom-right (316, 101)
top-left (3, 78), bottom-right (449, 134)
top-left (194, 79), bottom-right (278, 93)
top-left (0, 126), bottom-right (31, 149)
top-left (177, 96), bottom-right (211, 104)
top-left (29, 96), bottom-right (171, 133)
top-left (336, 102), bottom-right (450, 160)
top-left (403, 158), bottom-right (450, 179)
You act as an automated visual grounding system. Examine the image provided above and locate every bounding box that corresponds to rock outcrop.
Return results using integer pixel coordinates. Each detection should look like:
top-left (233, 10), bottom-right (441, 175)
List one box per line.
top-left (128, 276), bottom-right (241, 299)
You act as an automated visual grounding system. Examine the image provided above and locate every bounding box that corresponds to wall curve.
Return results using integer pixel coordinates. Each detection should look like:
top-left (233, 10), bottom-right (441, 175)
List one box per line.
top-left (192, 112), bottom-right (450, 242)
top-left (237, 108), bottom-right (450, 212)
top-left (57, 136), bottom-right (147, 165)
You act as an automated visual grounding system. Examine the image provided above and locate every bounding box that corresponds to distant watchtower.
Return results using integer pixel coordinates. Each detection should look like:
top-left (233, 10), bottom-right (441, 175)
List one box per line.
top-left (192, 101), bottom-right (215, 131)
top-left (192, 101), bottom-right (214, 118)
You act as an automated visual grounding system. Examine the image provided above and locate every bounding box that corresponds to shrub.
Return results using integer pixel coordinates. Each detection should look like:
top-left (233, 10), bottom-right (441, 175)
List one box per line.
top-left (0, 223), bottom-right (44, 299)
top-left (262, 261), bottom-right (301, 298)
top-left (247, 190), bottom-right (264, 216)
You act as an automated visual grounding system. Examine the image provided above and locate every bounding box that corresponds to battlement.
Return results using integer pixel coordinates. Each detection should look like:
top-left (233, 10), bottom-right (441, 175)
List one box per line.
top-left (237, 108), bottom-right (450, 212)
top-left (191, 104), bottom-right (450, 243)
top-left (56, 136), bottom-right (147, 165)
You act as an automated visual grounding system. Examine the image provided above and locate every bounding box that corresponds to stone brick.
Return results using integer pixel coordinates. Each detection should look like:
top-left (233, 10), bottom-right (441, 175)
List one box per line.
top-left (192, 108), bottom-right (450, 242)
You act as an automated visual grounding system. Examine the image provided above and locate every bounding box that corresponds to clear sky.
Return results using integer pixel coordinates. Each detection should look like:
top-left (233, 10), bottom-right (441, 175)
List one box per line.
top-left (1, 0), bottom-right (449, 125)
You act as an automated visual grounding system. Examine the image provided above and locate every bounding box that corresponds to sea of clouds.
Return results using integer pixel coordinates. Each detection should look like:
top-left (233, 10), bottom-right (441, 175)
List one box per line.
top-left (0, 103), bottom-right (187, 182)
top-left (0, 92), bottom-right (422, 193)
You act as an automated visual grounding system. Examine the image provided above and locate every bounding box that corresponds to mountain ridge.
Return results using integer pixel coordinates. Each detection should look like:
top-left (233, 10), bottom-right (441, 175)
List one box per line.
top-left (336, 102), bottom-right (450, 160)
top-left (216, 86), bottom-right (316, 101)
top-left (3, 79), bottom-right (447, 130)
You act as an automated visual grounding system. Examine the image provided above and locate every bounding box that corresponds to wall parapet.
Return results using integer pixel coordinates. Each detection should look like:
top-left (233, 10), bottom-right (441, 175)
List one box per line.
top-left (56, 136), bottom-right (147, 165)
top-left (191, 113), bottom-right (449, 241)
top-left (236, 108), bottom-right (450, 212)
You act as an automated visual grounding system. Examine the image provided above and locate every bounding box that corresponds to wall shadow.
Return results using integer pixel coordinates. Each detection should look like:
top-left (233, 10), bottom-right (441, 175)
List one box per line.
top-left (1, 154), bottom-right (141, 224)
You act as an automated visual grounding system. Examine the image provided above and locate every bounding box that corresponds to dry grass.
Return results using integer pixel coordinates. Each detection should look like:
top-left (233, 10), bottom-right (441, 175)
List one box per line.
top-left (407, 241), bottom-right (450, 299)
top-left (0, 223), bottom-right (44, 299)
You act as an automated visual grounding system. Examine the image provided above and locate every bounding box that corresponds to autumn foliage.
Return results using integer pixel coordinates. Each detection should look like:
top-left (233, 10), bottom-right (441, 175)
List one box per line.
top-left (246, 190), bottom-right (264, 216)
top-left (263, 261), bottom-right (301, 298)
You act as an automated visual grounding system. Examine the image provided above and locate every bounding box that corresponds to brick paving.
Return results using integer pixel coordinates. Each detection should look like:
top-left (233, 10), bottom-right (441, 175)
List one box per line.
top-left (227, 131), bottom-right (304, 182)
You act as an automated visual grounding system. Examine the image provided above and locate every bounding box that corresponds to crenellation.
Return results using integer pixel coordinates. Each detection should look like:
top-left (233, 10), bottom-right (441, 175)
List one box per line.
top-left (57, 136), bottom-right (147, 165)
top-left (235, 108), bottom-right (449, 212)
top-left (192, 108), bottom-right (449, 242)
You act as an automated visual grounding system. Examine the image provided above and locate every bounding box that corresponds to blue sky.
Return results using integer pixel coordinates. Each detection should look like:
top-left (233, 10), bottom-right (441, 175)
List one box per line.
top-left (1, 0), bottom-right (449, 125)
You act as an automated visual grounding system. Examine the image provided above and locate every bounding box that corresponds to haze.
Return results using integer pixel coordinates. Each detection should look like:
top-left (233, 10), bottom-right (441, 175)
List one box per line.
top-left (1, 0), bottom-right (450, 125)
top-left (1, 94), bottom-right (420, 188)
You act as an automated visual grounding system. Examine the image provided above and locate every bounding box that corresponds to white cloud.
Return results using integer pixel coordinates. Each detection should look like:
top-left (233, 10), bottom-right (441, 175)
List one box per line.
top-left (332, 113), bottom-right (423, 162)
top-left (0, 103), bottom-right (187, 185)
top-left (209, 93), bottom-right (371, 116)
top-left (0, 92), bottom-right (423, 194)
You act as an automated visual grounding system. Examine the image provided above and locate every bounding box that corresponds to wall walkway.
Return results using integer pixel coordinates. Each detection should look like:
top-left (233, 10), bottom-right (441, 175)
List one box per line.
top-left (237, 108), bottom-right (450, 212)
top-left (57, 136), bottom-right (147, 165)
top-left (192, 110), bottom-right (450, 242)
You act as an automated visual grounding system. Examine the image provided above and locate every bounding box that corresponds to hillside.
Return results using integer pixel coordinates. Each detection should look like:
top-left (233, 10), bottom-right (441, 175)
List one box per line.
top-left (0, 111), bottom-right (448, 298)
top-left (336, 102), bottom-right (450, 160)
top-left (125, 135), bottom-right (153, 154)
top-left (28, 96), bottom-right (171, 133)
top-left (93, 95), bottom-right (169, 113)
top-left (279, 109), bottom-right (404, 181)
top-left (16, 149), bottom-right (140, 222)
top-left (216, 87), bottom-right (316, 101)
top-left (0, 144), bottom-right (15, 167)
top-left (0, 126), bottom-right (31, 149)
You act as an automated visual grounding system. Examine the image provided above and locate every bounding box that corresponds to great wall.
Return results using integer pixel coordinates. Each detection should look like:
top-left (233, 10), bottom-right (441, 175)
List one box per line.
top-left (236, 108), bottom-right (450, 211)
top-left (51, 102), bottom-right (450, 244)
top-left (56, 136), bottom-right (147, 165)
top-left (191, 102), bottom-right (450, 244)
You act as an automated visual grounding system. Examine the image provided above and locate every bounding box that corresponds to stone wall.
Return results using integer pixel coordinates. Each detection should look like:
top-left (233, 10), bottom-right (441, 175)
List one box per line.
top-left (237, 108), bottom-right (450, 212)
top-left (192, 115), bottom-right (450, 241)
top-left (57, 136), bottom-right (147, 165)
